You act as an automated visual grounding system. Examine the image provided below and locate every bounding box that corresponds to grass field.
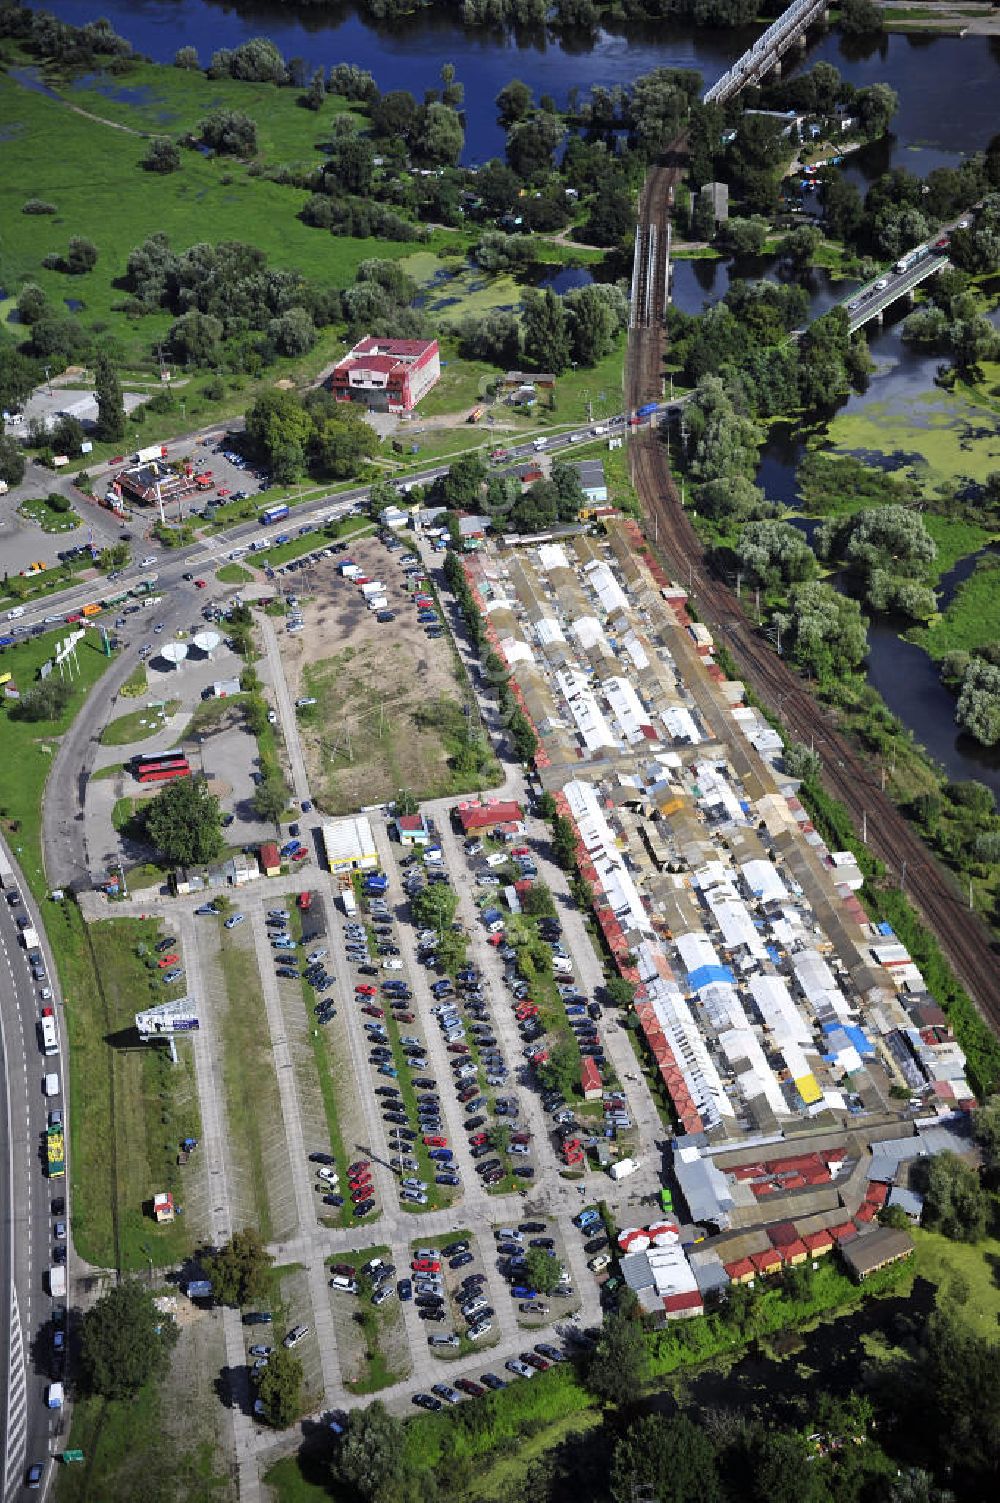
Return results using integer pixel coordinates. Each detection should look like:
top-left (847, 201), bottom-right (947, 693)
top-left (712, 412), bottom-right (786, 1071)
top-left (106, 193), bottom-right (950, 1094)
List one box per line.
top-left (910, 552), bottom-right (1000, 658)
top-left (0, 61), bottom-right (434, 377)
top-left (0, 630), bottom-right (112, 894)
top-left (18, 494), bottom-right (82, 533)
top-left (100, 698), bottom-right (179, 746)
top-left (217, 928), bottom-right (283, 1240)
top-left (57, 1309), bottom-right (232, 1503)
top-left (64, 916), bottom-right (200, 1269)
top-left (215, 563), bottom-right (254, 585)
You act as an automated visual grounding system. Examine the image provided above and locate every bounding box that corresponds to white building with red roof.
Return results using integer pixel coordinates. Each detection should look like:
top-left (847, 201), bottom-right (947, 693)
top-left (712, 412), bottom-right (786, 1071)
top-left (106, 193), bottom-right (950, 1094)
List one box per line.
top-left (330, 336), bottom-right (440, 413)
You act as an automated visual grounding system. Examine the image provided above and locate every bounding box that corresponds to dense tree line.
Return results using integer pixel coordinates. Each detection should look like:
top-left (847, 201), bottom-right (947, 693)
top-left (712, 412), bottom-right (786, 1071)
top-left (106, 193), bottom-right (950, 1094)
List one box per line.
top-left (122, 234), bottom-right (339, 371)
top-left (0, 5), bottom-right (133, 68)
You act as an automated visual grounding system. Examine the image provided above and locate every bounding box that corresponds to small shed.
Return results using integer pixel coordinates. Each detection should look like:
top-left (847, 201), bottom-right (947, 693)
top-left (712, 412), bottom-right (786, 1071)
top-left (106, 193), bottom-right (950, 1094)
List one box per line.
top-left (259, 841), bottom-right (281, 877)
top-left (153, 1191), bottom-right (175, 1224)
top-left (580, 1056), bottom-right (603, 1101)
top-left (394, 812), bottom-right (430, 846)
top-left (841, 1226), bottom-right (914, 1282)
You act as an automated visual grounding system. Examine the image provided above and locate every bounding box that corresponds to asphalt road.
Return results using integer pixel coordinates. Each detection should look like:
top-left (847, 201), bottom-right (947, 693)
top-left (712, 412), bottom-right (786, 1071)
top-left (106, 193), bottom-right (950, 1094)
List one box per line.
top-left (0, 839), bottom-right (66, 1503)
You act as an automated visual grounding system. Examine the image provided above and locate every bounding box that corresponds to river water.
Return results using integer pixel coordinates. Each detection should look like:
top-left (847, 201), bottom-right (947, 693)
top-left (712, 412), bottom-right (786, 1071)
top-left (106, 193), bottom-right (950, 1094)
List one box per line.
top-left (27, 1), bottom-right (1000, 787)
top-left (34, 1), bottom-right (1000, 164)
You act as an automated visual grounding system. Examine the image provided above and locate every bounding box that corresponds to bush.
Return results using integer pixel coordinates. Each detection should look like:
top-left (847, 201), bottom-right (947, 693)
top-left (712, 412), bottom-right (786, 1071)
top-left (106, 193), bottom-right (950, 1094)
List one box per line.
top-left (22, 198), bottom-right (57, 214)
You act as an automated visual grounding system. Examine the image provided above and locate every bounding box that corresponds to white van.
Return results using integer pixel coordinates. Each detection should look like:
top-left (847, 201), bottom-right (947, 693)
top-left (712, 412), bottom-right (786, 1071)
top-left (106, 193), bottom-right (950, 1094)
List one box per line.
top-left (6, 606), bottom-right (25, 620)
top-left (532, 437), bottom-right (547, 452)
top-left (329, 1275), bottom-right (358, 1295)
top-left (43, 1072), bottom-right (60, 1097)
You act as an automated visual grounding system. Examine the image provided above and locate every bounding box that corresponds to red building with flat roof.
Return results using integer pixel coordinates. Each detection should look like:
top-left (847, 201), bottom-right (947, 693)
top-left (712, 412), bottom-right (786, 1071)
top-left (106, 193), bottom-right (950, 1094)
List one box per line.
top-left (330, 336), bottom-right (440, 414)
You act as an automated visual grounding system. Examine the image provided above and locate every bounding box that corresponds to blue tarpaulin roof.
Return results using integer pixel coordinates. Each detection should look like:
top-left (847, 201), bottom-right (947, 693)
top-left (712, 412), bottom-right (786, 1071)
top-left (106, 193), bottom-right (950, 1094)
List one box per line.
top-left (689, 963), bottom-right (736, 991)
top-left (877, 922), bottom-right (895, 937)
top-left (821, 1021), bottom-right (875, 1057)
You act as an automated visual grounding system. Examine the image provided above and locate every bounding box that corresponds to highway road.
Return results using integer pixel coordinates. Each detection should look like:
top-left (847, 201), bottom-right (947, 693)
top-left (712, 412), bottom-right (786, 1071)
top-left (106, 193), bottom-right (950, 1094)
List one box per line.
top-left (0, 838), bottom-right (66, 1502)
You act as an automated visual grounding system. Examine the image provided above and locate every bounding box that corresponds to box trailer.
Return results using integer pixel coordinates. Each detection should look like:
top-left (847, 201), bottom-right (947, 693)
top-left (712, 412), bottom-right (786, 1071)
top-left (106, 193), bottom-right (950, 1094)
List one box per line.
top-left (609, 1157), bottom-right (639, 1181)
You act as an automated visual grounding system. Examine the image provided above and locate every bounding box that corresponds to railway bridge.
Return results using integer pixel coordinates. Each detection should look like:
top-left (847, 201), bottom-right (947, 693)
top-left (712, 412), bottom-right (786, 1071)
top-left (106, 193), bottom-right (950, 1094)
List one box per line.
top-left (703, 0), bottom-right (829, 106)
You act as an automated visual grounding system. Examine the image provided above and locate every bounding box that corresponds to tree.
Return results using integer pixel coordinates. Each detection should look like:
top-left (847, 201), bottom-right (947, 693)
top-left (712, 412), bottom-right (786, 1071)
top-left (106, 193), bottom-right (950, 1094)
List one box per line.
top-left (586, 1308), bottom-right (649, 1407)
top-left (719, 216), bottom-right (770, 256)
top-left (440, 451), bottom-right (486, 510)
top-left (524, 1245), bottom-right (564, 1295)
top-left (735, 520), bottom-right (816, 589)
top-left (228, 37), bottom-right (287, 84)
top-left (535, 1036), bottom-right (581, 1101)
top-left (79, 1280), bottom-right (178, 1400)
top-left (856, 83), bottom-right (899, 141)
top-left (203, 1227), bottom-right (274, 1306)
top-left (410, 882), bottom-right (459, 934)
top-left (611, 1413), bottom-right (722, 1503)
top-left (332, 1401), bottom-right (408, 1503)
top-left (174, 45), bottom-right (199, 68)
top-left (0, 432), bottom-right (26, 488)
top-left (168, 309), bottom-right (224, 367)
top-left (268, 306), bottom-right (316, 358)
top-left (956, 658), bottom-right (1000, 746)
top-left (256, 1345), bottom-right (303, 1428)
top-left (143, 777), bottom-right (223, 866)
top-left (66, 236), bottom-right (98, 274)
top-left (141, 136), bottom-right (181, 173)
top-left (783, 740), bottom-right (822, 782)
top-left (552, 813), bottom-right (578, 870)
top-left (198, 109), bottom-right (258, 157)
top-left (12, 680), bottom-right (72, 722)
top-left (605, 975), bottom-right (635, 1008)
top-left (972, 1094), bottom-right (1000, 1180)
top-left (412, 102), bottom-right (464, 167)
top-left (566, 283), bottom-right (625, 365)
top-left (252, 776), bottom-right (288, 825)
top-left (506, 113), bottom-right (565, 181)
top-left (94, 350), bottom-right (126, 442)
top-left (303, 67), bottom-right (325, 111)
top-left (777, 223), bottom-right (821, 275)
top-left (520, 881), bottom-right (556, 918)
top-left (917, 1150), bottom-right (988, 1241)
top-left (496, 78), bottom-right (533, 125)
top-left (522, 289), bottom-right (571, 374)
top-left (776, 580), bottom-right (869, 680)
top-left (840, 0), bottom-right (883, 34)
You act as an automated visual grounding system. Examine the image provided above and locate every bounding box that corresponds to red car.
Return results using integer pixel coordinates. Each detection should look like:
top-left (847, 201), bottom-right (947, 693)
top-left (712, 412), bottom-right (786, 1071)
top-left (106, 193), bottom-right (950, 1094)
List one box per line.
top-left (447, 1043), bottom-right (469, 1054)
top-left (411, 1258), bottom-right (441, 1274)
top-left (516, 1005), bottom-right (538, 1021)
top-left (396, 1012), bottom-right (415, 1023)
top-left (512, 846), bottom-right (530, 857)
top-left (469, 1132), bottom-right (489, 1147)
top-left (511, 1132), bottom-right (531, 1145)
top-left (292, 849), bottom-right (308, 862)
top-left (349, 1174), bottom-right (372, 1193)
top-left (65, 613), bottom-right (81, 623)
top-left (423, 1135), bottom-right (448, 1148)
top-left (350, 1185), bottom-right (373, 1204)
top-left (348, 1160), bottom-right (370, 1176)
top-left (216, 487), bottom-right (230, 498)
top-left (362, 1005), bottom-right (385, 1019)
top-left (355, 985), bottom-right (377, 996)
top-left (355, 576), bottom-right (371, 586)
top-left (194, 579), bottom-right (207, 588)
top-left (157, 954), bottom-right (179, 968)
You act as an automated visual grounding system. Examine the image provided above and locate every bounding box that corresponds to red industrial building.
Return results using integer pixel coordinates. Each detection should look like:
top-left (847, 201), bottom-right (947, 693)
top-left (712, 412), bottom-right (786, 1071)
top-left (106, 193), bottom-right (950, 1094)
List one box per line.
top-left (329, 336), bottom-right (440, 414)
top-left (454, 799), bottom-right (524, 836)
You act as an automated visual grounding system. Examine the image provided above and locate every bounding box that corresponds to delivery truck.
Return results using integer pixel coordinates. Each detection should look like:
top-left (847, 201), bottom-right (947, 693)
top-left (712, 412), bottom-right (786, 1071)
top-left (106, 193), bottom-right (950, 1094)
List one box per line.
top-left (20, 927), bottom-right (39, 949)
top-left (48, 1265), bottom-right (66, 1297)
top-left (609, 1157), bottom-right (640, 1181)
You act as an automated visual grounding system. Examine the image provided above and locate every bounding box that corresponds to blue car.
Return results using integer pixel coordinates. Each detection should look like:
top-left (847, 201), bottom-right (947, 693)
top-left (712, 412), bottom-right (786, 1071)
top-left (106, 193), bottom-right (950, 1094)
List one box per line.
top-left (511, 1286), bottom-right (539, 1300)
top-left (428, 1148), bottom-right (453, 1162)
top-left (436, 1172), bottom-right (461, 1186)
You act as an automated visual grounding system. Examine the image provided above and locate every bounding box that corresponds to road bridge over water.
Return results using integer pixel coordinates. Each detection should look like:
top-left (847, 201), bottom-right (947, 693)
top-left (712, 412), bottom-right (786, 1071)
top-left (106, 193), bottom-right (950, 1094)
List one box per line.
top-left (704, 0), bottom-right (829, 106)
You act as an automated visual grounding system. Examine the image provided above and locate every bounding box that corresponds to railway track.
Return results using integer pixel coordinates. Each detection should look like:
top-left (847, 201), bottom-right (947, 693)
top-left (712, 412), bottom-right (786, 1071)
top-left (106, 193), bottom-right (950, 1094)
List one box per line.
top-left (626, 159), bottom-right (1000, 1036)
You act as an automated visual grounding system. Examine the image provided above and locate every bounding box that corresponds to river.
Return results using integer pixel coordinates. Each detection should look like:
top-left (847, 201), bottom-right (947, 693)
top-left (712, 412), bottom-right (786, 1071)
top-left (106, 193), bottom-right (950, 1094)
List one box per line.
top-left (33, 1), bottom-right (1000, 164)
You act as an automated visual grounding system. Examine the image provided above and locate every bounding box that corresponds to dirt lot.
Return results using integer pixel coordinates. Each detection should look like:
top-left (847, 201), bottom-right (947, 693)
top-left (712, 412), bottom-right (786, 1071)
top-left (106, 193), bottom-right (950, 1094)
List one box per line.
top-left (273, 537), bottom-right (491, 813)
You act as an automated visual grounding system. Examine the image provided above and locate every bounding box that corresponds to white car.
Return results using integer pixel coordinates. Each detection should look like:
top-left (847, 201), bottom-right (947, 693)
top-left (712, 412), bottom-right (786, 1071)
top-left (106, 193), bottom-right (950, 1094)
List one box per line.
top-left (383, 958), bottom-right (403, 970)
top-left (506, 1359), bottom-right (535, 1378)
top-left (296, 697), bottom-right (317, 708)
top-left (267, 710), bottom-right (277, 724)
top-left (140, 555), bottom-right (157, 567)
top-left (224, 914), bottom-right (245, 929)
